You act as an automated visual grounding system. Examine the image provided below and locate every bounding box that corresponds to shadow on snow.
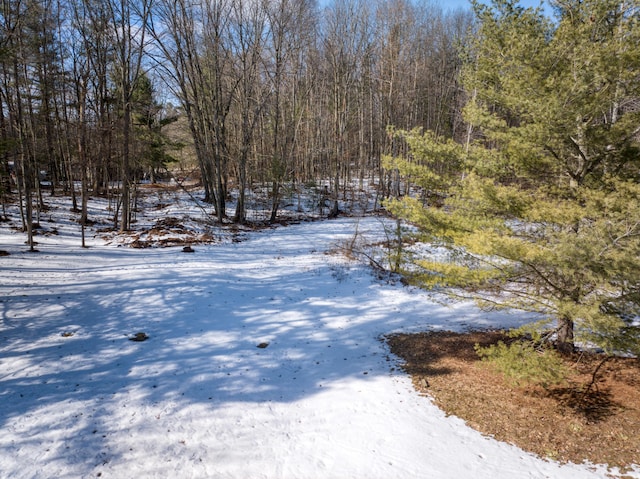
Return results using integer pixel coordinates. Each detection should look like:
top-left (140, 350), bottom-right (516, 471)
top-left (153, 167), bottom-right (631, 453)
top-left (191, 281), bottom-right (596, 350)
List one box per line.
top-left (0, 219), bottom-right (487, 476)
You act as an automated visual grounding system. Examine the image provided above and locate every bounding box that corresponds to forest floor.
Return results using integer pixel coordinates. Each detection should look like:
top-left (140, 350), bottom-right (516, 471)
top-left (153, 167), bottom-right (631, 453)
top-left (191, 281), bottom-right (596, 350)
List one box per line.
top-left (387, 330), bottom-right (640, 473)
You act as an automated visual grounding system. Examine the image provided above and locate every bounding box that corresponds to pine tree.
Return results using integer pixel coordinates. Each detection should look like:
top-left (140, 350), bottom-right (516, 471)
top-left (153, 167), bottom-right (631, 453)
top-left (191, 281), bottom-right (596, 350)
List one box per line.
top-left (130, 72), bottom-right (175, 183)
top-left (385, 0), bottom-right (640, 379)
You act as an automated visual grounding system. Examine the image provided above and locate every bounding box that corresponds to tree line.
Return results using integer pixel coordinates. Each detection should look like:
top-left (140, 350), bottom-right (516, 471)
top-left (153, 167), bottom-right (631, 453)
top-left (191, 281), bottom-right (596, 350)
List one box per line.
top-left (0, 0), bottom-right (471, 244)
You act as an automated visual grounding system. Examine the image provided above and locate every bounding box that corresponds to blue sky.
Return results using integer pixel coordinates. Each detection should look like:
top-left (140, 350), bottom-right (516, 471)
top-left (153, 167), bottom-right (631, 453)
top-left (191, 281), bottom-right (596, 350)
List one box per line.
top-left (317, 1), bottom-right (555, 17)
top-left (443, 0), bottom-right (554, 15)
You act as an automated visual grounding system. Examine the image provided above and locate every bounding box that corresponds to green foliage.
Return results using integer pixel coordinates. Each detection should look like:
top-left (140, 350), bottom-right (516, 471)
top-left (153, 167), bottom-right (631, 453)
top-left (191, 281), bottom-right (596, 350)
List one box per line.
top-left (383, 127), bottom-right (467, 196)
top-left (476, 320), bottom-right (570, 389)
top-left (475, 337), bottom-right (569, 388)
top-left (132, 73), bottom-right (159, 128)
top-left (385, 0), bottom-right (640, 374)
top-left (129, 73), bottom-right (178, 177)
top-left (464, 0), bottom-right (640, 188)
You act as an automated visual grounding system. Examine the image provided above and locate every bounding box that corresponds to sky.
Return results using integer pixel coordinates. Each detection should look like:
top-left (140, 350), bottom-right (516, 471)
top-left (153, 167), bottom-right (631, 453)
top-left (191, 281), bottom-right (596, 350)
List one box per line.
top-left (443, 0), bottom-right (554, 16)
top-left (315, 0), bottom-right (555, 18)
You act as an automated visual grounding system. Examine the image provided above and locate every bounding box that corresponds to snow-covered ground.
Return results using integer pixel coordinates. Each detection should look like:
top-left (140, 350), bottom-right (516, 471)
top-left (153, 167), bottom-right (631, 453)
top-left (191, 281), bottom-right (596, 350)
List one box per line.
top-left (0, 189), bottom-right (637, 478)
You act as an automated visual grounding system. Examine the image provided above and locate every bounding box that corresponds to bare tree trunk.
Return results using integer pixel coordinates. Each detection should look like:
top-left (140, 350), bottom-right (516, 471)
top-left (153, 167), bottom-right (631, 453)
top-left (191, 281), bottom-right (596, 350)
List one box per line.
top-left (231, 0), bottom-right (267, 224)
top-left (121, 102), bottom-right (131, 231)
top-left (76, 73), bottom-right (90, 247)
top-left (150, 0), bottom-right (233, 222)
top-left (104, 0), bottom-right (150, 232)
top-left (20, 154), bottom-right (35, 251)
top-left (11, 50), bottom-right (36, 251)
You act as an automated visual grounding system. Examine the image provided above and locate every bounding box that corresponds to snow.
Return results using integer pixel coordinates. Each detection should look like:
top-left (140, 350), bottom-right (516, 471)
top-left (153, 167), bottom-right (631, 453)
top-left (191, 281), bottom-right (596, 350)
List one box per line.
top-left (0, 192), bottom-right (637, 479)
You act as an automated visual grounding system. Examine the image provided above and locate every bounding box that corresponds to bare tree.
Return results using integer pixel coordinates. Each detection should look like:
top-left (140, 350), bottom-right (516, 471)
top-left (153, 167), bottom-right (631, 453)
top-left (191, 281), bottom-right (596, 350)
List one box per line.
top-left (229, 0), bottom-right (267, 223)
top-left (0, 0), bottom-right (52, 250)
top-left (149, 0), bottom-right (236, 222)
top-left (262, 0), bottom-right (315, 221)
top-left (105, 0), bottom-right (151, 231)
top-left (322, 0), bottom-right (374, 215)
top-left (0, 0), bottom-right (476, 234)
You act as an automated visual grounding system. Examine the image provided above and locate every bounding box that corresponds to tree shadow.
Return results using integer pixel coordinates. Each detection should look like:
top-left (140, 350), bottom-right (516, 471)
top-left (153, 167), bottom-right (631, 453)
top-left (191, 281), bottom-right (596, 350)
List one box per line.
top-left (386, 330), bottom-right (509, 378)
top-left (545, 386), bottom-right (622, 424)
top-left (0, 218), bottom-right (486, 476)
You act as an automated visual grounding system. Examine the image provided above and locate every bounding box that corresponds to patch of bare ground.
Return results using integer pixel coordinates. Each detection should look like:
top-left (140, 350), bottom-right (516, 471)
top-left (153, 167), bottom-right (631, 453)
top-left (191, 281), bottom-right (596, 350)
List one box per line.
top-left (387, 330), bottom-right (640, 472)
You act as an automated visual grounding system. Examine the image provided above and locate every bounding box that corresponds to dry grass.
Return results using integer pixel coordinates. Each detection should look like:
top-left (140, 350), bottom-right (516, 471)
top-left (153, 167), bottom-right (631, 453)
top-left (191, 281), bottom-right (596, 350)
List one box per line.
top-left (387, 330), bottom-right (640, 471)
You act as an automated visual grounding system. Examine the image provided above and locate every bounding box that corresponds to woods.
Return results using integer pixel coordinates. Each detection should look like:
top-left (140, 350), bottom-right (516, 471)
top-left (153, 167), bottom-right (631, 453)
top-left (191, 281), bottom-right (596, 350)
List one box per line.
top-left (0, 0), bottom-right (470, 229)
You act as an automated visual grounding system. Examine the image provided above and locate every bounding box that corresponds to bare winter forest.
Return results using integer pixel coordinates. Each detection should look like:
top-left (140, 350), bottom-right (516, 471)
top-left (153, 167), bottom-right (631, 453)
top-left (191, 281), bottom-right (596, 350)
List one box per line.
top-left (1, 0), bottom-right (471, 240)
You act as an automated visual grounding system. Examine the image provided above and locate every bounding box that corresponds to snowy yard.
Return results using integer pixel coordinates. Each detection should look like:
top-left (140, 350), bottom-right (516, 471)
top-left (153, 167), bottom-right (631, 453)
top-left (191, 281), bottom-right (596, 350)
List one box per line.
top-left (0, 195), bottom-right (637, 478)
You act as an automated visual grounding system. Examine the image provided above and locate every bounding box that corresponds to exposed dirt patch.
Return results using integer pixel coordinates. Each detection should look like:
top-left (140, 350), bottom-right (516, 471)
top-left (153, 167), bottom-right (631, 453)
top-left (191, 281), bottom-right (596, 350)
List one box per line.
top-left (387, 330), bottom-right (640, 471)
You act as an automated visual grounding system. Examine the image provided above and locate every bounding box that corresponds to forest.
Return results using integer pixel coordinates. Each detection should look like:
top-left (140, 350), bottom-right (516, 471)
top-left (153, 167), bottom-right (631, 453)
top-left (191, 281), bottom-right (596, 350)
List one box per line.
top-left (0, 0), bottom-right (471, 234)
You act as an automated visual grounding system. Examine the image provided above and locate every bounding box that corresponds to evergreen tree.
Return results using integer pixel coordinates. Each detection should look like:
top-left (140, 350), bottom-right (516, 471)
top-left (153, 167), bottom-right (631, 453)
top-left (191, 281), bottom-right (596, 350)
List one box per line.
top-left (130, 72), bottom-right (176, 183)
top-left (385, 0), bottom-right (640, 378)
